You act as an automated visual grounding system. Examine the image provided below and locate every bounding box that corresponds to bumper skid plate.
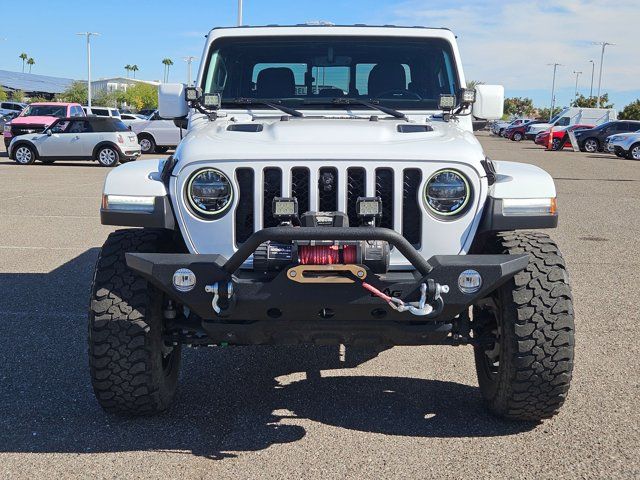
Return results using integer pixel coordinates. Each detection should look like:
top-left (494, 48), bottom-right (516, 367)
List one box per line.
top-left (125, 227), bottom-right (529, 345)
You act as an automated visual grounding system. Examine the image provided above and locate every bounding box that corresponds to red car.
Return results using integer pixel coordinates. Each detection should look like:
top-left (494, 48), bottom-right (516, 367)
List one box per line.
top-left (535, 124), bottom-right (594, 150)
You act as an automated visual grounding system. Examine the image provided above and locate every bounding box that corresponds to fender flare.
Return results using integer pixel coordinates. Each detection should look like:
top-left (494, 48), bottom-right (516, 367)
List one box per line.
top-left (10, 139), bottom-right (39, 160)
top-left (92, 141), bottom-right (122, 160)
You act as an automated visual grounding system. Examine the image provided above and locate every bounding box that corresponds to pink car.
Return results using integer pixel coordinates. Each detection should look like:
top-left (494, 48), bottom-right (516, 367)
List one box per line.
top-left (3, 102), bottom-right (85, 148)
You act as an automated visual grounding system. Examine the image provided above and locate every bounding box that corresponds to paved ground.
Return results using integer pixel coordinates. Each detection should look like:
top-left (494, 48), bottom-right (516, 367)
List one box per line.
top-left (0, 135), bottom-right (638, 479)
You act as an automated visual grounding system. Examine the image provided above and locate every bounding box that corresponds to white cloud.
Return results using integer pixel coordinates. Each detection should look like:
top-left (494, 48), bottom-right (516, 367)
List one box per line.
top-left (388, 0), bottom-right (640, 94)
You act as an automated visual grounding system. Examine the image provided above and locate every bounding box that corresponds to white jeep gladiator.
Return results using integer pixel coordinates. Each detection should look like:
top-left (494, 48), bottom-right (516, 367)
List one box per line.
top-left (90, 25), bottom-right (574, 421)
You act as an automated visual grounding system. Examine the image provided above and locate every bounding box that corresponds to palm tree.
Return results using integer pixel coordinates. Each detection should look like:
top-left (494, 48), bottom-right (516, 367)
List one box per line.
top-left (124, 64), bottom-right (131, 78)
top-left (27, 58), bottom-right (35, 74)
top-left (19, 53), bottom-right (28, 73)
top-left (162, 58), bottom-right (174, 83)
top-left (131, 64), bottom-right (139, 79)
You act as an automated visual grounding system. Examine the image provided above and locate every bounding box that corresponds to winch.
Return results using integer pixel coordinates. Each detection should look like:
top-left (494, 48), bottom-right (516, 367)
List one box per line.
top-left (252, 201), bottom-right (391, 274)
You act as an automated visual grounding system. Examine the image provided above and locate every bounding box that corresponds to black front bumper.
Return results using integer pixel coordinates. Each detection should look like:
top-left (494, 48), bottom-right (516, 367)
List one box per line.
top-left (126, 227), bottom-right (529, 345)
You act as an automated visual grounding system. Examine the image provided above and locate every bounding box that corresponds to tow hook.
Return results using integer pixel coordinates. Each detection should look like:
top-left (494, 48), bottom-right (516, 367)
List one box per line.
top-left (362, 280), bottom-right (449, 317)
top-left (205, 281), bottom-right (234, 315)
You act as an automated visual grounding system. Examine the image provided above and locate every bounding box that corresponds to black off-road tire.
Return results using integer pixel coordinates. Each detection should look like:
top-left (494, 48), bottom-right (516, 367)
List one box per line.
top-left (473, 232), bottom-right (575, 421)
top-left (88, 229), bottom-right (182, 415)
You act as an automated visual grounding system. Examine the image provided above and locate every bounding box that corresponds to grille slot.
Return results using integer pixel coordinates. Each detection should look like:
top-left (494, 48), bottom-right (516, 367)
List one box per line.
top-left (263, 167), bottom-right (282, 228)
top-left (235, 168), bottom-right (254, 245)
top-left (402, 169), bottom-right (422, 248)
top-left (375, 168), bottom-right (394, 229)
top-left (291, 167), bottom-right (310, 215)
top-left (318, 167), bottom-right (338, 212)
top-left (346, 167), bottom-right (366, 227)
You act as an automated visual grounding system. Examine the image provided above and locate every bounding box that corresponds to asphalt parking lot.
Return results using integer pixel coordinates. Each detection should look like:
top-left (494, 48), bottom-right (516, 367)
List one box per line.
top-left (0, 134), bottom-right (638, 479)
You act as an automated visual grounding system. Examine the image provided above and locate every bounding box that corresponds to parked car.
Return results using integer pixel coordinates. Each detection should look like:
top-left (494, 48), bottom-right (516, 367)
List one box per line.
top-left (83, 106), bottom-right (122, 118)
top-left (490, 120), bottom-right (510, 136)
top-left (491, 118), bottom-right (531, 137)
top-left (120, 113), bottom-right (148, 128)
top-left (505, 120), bottom-right (545, 141)
top-left (573, 120), bottom-right (640, 153)
top-left (0, 111), bottom-right (20, 133)
top-left (93, 25), bottom-right (575, 422)
top-left (534, 124), bottom-right (594, 150)
top-left (525, 107), bottom-right (617, 140)
top-left (0, 101), bottom-right (27, 116)
top-left (137, 108), bottom-right (155, 117)
top-left (3, 102), bottom-right (85, 148)
top-left (130, 110), bottom-right (183, 153)
top-left (7, 116), bottom-right (140, 167)
top-left (605, 130), bottom-right (640, 159)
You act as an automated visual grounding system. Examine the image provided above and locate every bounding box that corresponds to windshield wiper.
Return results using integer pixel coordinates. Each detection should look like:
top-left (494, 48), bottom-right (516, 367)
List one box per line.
top-left (304, 97), bottom-right (407, 121)
top-left (227, 98), bottom-right (304, 118)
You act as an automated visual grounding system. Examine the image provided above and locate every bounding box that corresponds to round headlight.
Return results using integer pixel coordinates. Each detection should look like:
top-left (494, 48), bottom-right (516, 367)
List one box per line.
top-left (187, 168), bottom-right (233, 217)
top-left (424, 169), bottom-right (470, 216)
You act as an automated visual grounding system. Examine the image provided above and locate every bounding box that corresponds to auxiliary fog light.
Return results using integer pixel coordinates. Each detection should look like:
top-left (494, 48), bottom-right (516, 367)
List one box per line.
top-left (173, 268), bottom-right (196, 292)
top-left (458, 269), bottom-right (482, 294)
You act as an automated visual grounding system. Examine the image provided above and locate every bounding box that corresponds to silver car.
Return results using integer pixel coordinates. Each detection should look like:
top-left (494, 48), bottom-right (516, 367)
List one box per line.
top-left (605, 130), bottom-right (640, 160)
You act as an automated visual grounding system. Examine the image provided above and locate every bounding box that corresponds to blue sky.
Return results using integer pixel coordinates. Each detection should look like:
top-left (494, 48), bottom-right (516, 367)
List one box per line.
top-left (1, 0), bottom-right (638, 109)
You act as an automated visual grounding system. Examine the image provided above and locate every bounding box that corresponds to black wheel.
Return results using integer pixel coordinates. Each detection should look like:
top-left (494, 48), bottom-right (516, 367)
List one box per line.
top-left (499, 128), bottom-right (505, 136)
top-left (551, 138), bottom-right (562, 150)
top-left (138, 134), bottom-right (156, 154)
top-left (12, 144), bottom-right (37, 165)
top-left (513, 132), bottom-right (523, 142)
top-left (96, 146), bottom-right (120, 167)
top-left (473, 232), bottom-right (575, 421)
top-left (628, 143), bottom-right (640, 160)
top-left (583, 138), bottom-right (599, 153)
top-left (88, 229), bottom-right (182, 415)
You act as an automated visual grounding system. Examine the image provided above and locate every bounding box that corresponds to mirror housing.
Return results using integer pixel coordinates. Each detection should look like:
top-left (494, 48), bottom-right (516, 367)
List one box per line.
top-left (473, 85), bottom-right (504, 120)
top-left (46, 129), bottom-right (52, 136)
top-left (159, 83), bottom-right (189, 119)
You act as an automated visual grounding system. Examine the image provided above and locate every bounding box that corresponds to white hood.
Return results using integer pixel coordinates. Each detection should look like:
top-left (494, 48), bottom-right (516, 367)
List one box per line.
top-left (174, 113), bottom-right (486, 175)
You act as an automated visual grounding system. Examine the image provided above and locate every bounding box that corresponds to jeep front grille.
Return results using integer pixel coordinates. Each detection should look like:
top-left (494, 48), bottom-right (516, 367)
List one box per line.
top-left (235, 165), bottom-right (424, 248)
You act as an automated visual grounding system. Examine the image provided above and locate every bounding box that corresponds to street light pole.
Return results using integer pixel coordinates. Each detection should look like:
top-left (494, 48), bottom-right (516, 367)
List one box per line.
top-left (547, 63), bottom-right (562, 122)
top-left (183, 56), bottom-right (196, 85)
top-left (238, 0), bottom-right (243, 26)
top-left (588, 60), bottom-right (595, 98)
top-left (573, 71), bottom-right (582, 100)
top-left (77, 32), bottom-right (100, 108)
top-left (593, 41), bottom-right (614, 107)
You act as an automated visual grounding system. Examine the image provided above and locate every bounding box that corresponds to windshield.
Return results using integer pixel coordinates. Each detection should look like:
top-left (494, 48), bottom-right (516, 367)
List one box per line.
top-left (21, 105), bottom-right (68, 118)
top-left (202, 36), bottom-right (460, 111)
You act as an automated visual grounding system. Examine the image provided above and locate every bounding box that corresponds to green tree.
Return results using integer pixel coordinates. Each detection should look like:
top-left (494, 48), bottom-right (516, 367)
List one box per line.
top-left (125, 83), bottom-right (158, 110)
top-left (58, 81), bottom-right (88, 104)
top-left (11, 90), bottom-right (25, 102)
top-left (535, 107), bottom-right (556, 121)
top-left (0, 86), bottom-right (7, 102)
top-left (619, 100), bottom-right (640, 120)
top-left (19, 52), bottom-right (28, 73)
top-left (571, 93), bottom-right (613, 109)
top-left (28, 96), bottom-right (49, 103)
top-left (27, 57), bottom-right (35, 74)
top-left (162, 58), bottom-right (174, 83)
top-left (466, 80), bottom-right (484, 90)
top-left (504, 97), bottom-right (535, 117)
top-left (130, 64), bottom-right (139, 79)
top-left (124, 64), bottom-right (132, 78)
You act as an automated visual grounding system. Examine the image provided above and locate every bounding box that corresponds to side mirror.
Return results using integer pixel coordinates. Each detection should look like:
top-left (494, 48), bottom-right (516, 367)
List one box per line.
top-left (473, 85), bottom-right (504, 120)
top-left (46, 129), bottom-right (52, 136)
top-left (159, 83), bottom-right (189, 119)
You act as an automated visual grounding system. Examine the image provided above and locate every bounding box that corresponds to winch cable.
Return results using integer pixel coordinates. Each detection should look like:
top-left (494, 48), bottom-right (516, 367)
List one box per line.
top-left (359, 279), bottom-right (438, 317)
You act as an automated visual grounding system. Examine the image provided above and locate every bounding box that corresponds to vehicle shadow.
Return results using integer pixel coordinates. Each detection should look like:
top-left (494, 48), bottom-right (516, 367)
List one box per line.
top-left (0, 249), bottom-right (535, 461)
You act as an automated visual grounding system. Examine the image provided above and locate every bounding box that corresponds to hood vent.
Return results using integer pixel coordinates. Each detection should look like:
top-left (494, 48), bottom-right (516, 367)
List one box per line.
top-left (397, 124), bottom-right (433, 133)
top-left (227, 124), bottom-right (264, 132)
